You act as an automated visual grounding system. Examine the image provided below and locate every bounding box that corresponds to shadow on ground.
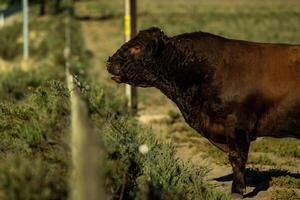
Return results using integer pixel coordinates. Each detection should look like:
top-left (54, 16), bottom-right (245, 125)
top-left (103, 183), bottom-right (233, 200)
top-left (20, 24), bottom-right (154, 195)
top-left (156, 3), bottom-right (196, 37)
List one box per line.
top-left (213, 168), bottom-right (300, 198)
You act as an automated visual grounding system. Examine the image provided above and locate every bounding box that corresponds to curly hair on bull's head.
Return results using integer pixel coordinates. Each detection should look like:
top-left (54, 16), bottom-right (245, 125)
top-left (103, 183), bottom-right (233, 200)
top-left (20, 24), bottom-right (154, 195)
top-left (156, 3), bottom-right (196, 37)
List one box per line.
top-left (107, 27), bottom-right (169, 87)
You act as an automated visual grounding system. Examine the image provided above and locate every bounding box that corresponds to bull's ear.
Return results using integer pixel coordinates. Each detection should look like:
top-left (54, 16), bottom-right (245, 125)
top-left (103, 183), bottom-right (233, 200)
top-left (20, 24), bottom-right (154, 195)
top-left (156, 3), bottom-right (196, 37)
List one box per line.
top-left (151, 29), bottom-right (169, 57)
top-left (141, 27), bottom-right (168, 57)
top-left (148, 27), bottom-right (164, 36)
top-left (154, 34), bottom-right (168, 57)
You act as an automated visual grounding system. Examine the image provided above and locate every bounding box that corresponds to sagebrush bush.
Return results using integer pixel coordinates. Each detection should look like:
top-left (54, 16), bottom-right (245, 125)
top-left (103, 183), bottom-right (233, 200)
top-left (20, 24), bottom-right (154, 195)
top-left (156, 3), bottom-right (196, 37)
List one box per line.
top-left (0, 22), bottom-right (22, 60)
top-left (0, 157), bottom-right (68, 200)
top-left (0, 65), bottom-right (65, 102)
top-left (86, 84), bottom-right (230, 200)
top-left (0, 80), bottom-right (70, 200)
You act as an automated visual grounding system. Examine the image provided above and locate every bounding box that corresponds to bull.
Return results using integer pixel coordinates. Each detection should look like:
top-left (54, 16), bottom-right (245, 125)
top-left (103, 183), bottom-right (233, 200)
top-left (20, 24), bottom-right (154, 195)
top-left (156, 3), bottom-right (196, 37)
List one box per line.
top-left (107, 27), bottom-right (300, 197)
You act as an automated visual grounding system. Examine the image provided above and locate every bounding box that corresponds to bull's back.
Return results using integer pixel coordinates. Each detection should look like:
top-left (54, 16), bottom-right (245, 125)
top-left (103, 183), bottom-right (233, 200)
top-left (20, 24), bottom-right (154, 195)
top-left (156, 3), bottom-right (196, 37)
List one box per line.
top-left (219, 40), bottom-right (300, 99)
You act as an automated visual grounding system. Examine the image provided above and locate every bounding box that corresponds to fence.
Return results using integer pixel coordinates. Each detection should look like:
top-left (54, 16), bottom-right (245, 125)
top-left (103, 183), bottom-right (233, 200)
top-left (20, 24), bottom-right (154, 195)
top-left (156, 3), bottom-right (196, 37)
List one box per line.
top-left (64, 7), bottom-right (106, 200)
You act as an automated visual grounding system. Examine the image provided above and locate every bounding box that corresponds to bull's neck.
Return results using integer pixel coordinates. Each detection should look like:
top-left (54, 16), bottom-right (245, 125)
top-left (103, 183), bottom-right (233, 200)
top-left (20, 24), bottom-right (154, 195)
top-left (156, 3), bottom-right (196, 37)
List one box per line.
top-left (156, 81), bottom-right (203, 120)
top-left (153, 42), bottom-right (219, 123)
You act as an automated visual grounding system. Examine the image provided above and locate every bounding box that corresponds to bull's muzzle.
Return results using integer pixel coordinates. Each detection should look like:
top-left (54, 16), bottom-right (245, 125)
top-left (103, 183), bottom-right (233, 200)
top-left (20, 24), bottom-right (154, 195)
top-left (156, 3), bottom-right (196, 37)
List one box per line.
top-left (106, 61), bottom-right (122, 83)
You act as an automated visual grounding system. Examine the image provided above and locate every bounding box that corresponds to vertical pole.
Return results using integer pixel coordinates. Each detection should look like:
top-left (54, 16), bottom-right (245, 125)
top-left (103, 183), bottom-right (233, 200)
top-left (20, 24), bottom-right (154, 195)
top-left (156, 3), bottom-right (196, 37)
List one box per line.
top-left (124, 0), bottom-right (138, 114)
top-left (39, 0), bottom-right (46, 16)
top-left (0, 13), bottom-right (4, 27)
top-left (22, 0), bottom-right (29, 60)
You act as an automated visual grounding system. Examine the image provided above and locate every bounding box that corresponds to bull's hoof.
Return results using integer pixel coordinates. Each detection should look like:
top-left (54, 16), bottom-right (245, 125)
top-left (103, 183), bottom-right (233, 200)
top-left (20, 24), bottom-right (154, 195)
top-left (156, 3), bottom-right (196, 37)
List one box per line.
top-left (231, 193), bottom-right (243, 199)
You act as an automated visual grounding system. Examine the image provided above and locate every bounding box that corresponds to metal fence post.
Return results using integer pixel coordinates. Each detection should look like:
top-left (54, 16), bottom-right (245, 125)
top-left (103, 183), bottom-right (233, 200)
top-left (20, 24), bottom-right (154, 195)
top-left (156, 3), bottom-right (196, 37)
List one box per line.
top-left (0, 13), bottom-right (4, 27)
top-left (124, 0), bottom-right (138, 114)
top-left (22, 0), bottom-right (29, 60)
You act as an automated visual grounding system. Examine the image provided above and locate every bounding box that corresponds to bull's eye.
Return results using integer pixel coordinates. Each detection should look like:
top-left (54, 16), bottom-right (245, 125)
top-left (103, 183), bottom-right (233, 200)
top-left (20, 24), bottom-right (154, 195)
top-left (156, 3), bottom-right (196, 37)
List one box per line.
top-left (129, 45), bottom-right (141, 55)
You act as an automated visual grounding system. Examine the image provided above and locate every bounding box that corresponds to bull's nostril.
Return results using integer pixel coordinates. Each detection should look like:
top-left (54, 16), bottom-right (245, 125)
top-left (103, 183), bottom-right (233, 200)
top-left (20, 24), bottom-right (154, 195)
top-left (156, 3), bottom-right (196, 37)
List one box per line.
top-left (106, 62), bottom-right (112, 70)
top-left (113, 66), bottom-right (121, 75)
top-left (107, 62), bottom-right (121, 76)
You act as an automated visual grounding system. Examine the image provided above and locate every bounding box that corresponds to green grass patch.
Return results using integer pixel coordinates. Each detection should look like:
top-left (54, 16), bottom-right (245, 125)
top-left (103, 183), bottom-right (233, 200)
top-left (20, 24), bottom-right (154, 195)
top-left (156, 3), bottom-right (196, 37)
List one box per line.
top-left (250, 138), bottom-right (300, 158)
top-left (248, 154), bottom-right (276, 166)
top-left (269, 188), bottom-right (300, 200)
top-left (271, 176), bottom-right (300, 189)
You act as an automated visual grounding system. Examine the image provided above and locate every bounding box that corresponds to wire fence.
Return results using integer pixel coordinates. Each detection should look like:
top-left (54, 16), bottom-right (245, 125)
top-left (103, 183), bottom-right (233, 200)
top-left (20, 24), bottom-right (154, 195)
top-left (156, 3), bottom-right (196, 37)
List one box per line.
top-left (64, 6), bottom-right (106, 200)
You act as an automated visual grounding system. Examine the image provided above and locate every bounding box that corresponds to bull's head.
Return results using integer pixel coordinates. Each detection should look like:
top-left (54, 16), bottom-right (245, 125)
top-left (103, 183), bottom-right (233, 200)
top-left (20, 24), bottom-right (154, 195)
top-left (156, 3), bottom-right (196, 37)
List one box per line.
top-left (107, 27), bottom-right (168, 87)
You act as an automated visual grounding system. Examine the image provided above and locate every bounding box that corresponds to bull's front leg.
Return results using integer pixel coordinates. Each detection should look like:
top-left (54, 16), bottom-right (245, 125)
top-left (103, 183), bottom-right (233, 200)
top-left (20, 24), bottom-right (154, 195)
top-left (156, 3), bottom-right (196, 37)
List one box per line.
top-left (225, 115), bottom-right (250, 197)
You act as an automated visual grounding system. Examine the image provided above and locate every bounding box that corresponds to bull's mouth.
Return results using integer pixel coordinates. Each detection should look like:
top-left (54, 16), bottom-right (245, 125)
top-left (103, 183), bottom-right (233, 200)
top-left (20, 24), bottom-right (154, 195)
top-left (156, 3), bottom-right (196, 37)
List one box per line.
top-left (111, 75), bottom-right (122, 83)
top-left (107, 61), bottom-right (122, 83)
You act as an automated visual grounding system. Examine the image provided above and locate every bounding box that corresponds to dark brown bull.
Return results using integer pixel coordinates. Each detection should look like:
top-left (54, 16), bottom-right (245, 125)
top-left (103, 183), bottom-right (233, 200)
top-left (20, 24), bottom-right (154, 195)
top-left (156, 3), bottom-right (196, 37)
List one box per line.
top-left (107, 27), bottom-right (300, 197)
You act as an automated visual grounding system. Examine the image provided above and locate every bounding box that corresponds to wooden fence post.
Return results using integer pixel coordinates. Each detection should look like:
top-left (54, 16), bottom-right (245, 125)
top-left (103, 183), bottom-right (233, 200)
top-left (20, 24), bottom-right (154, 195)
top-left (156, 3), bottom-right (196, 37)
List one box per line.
top-left (64, 2), bottom-right (106, 199)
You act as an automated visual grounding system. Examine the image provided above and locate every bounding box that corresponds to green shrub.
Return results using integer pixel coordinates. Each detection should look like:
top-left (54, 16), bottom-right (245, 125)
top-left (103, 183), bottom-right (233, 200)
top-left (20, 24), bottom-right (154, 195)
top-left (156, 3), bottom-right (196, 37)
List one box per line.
top-left (0, 79), bottom-right (70, 152)
top-left (0, 22), bottom-right (22, 60)
top-left (0, 79), bottom-right (70, 200)
top-left (0, 66), bottom-right (65, 102)
top-left (86, 84), bottom-right (230, 200)
top-left (0, 156), bottom-right (68, 200)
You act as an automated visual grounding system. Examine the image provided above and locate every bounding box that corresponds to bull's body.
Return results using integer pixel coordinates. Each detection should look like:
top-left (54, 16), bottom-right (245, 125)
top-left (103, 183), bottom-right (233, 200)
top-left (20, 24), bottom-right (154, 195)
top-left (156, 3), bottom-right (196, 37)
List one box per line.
top-left (167, 32), bottom-right (300, 151)
top-left (107, 27), bottom-right (300, 196)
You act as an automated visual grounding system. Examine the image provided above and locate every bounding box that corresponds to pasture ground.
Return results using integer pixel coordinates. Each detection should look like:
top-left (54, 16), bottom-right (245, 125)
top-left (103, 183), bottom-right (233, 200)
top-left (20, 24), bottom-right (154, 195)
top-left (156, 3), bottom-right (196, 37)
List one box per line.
top-left (78, 0), bottom-right (300, 199)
